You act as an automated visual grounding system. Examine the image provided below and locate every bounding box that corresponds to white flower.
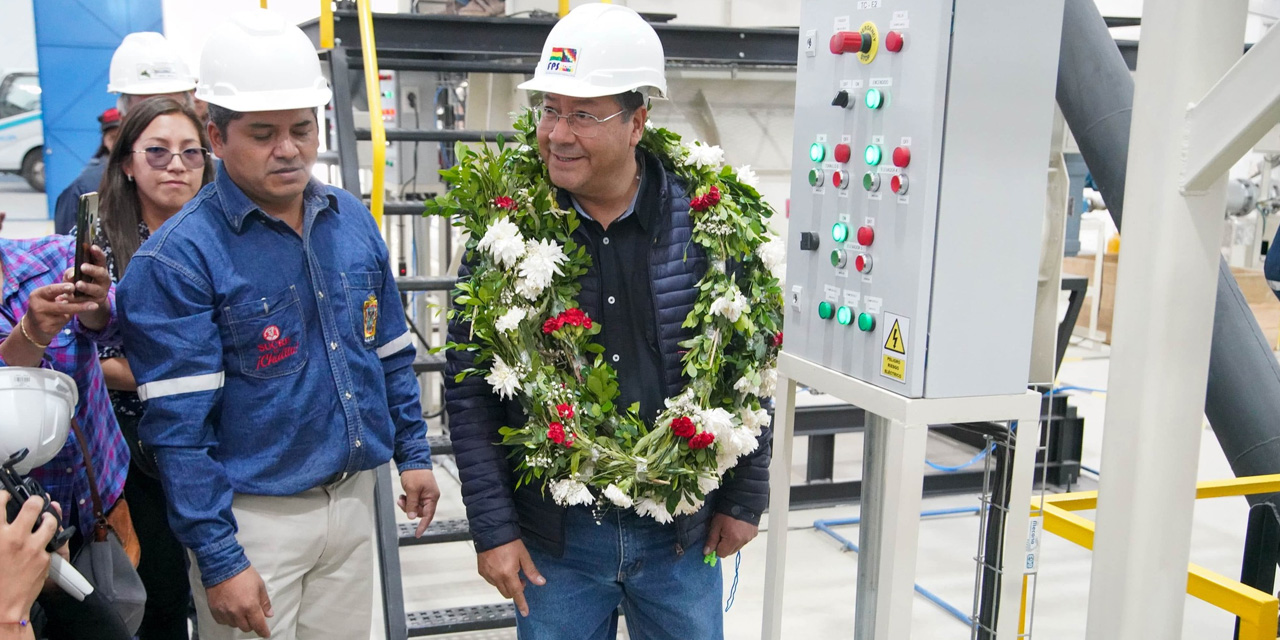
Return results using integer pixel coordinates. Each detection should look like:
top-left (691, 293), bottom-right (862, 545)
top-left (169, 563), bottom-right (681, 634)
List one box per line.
top-left (550, 479), bottom-right (596, 507)
top-left (758, 367), bottom-right (778, 397)
top-left (739, 406), bottom-right (770, 436)
top-left (757, 233), bottom-right (786, 280)
top-left (476, 218), bottom-right (526, 269)
top-left (485, 355), bottom-right (521, 400)
top-left (734, 374), bottom-right (756, 395)
top-left (711, 259), bottom-right (726, 273)
top-left (681, 141), bottom-right (725, 169)
top-left (514, 277), bottom-right (543, 300)
top-left (674, 495), bottom-right (704, 516)
top-left (495, 307), bottom-right (528, 333)
top-left (603, 484), bottom-right (633, 509)
top-left (517, 238), bottom-right (567, 296)
top-left (700, 408), bottom-right (736, 439)
top-left (709, 286), bottom-right (749, 323)
top-left (517, 144), bottom-right (532, 154)
top-left (635, 497), bottom-right (674, 524)
top-left (735, 164), bottom-right (760, 189)
top-left (698, 475), bottom-right (720, 494)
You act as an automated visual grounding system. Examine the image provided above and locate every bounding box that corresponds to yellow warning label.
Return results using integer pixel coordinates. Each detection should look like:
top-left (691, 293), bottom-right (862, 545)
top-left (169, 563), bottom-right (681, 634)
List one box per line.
top-left (882, 355), bottom-right (906, 381)
top-left (884, 319), bottom-right (906, 355)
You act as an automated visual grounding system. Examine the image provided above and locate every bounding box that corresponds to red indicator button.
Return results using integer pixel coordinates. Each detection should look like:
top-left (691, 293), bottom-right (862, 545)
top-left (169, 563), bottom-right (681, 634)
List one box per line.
top-left (885, 31), bottom-right (905, 52)
top-left (891, 174), bottom-right (910, 195)
top-left (834, 143), bottom-right (851, 163)
top-left (855, 253), bottom-right (872, 274)
top-left (829, 31), bottom-right (864, 55)
top-left (857, 226), bottom-right (875, 246)
top-left (892, 146), bottom-right (911, 168)
top-left (833, 171), bottom-right (848, 189)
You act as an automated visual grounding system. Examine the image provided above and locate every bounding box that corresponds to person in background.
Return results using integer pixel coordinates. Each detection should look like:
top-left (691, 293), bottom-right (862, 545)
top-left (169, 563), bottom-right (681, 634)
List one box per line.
top-left (118, 10), bottom-right (439, 639)
top-left (54, 32), bottom-right (196, 235)
top-left (53, 108), bottom-right (122, 235)
top-left (0, 494), bottom-right (57, 640)
top-left (92, 96), bottom-right (213, 640)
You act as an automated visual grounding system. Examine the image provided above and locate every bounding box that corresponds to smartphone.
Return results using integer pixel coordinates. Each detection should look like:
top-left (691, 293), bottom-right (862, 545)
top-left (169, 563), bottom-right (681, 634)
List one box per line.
top-left (73, 192), bottom-right (99, 290)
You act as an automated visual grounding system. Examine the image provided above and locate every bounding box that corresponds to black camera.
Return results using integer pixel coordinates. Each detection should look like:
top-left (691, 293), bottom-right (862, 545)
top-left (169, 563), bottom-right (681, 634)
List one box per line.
top-left (2, 448), bottom-right (76, 552)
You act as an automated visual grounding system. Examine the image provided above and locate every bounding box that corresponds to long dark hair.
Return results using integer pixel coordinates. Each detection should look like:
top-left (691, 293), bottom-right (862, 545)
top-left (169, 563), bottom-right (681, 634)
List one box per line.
top-left (98, 96), bottom-right (213, 276)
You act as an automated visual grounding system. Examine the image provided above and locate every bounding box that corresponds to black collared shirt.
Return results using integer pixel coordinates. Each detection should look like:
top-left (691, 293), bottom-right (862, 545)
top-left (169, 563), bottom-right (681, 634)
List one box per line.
top-left (568, 152), bottom-right (667, 425)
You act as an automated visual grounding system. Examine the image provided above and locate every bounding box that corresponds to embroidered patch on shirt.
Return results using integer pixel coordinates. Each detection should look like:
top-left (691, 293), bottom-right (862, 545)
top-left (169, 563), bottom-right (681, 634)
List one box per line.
top-left (257, 327), bottom-right (298, 370)
top-left (545, 47), bottom-right (578, 76)
top-left (363, 294), bottom-right (378, 344)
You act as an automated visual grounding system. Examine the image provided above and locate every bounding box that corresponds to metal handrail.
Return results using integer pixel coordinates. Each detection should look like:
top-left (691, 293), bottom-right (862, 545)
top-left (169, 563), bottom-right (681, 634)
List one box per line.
top-left (356, 0), bottom-right (386, 226)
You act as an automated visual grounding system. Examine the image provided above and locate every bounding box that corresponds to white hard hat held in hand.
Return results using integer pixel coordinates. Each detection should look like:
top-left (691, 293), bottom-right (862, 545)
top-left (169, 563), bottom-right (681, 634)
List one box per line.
top-left (518, 3), bottom-right (667, 100)
top-left (196, 8), bottom-right (332, 113)
top-left (108, 32), bottom-right (198, 96)
top-left (0, 368), bottom-right (77, 475)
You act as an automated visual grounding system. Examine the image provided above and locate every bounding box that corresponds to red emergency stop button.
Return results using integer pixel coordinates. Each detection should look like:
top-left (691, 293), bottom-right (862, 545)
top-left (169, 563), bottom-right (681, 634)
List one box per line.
top-left (891, 174), bottom-right (909, 195)
top-left (892, 146), bottom-right (911, 168)
top-left (834, 143), bottom-right (851, 163)
top-left (830, 31), bottom-right (867, 55)
top-left (885, 31), bottom-right (905, 52)
top-left (855, 253), bottom-right (872, 274)
top-left (857, 226), bottom-right (875, 246)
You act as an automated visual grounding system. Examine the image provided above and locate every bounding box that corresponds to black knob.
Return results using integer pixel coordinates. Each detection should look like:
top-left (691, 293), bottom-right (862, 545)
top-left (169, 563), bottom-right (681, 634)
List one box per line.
top-left (800, 232), bottom-right (820, 251)
top-left (831, 90), bottom-right (851, 109)
top-left (860, 30), bottom-right (874, 53)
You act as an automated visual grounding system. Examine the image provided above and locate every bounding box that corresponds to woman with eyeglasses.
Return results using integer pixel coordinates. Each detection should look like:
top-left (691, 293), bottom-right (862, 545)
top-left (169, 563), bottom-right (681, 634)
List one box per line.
top-left (92, 96), bottom-right (213, 640)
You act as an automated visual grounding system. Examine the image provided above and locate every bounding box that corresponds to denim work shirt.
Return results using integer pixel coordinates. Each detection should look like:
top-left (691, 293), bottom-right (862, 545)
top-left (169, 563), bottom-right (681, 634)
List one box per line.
top-left (117, 167), bottom-right (432, 587)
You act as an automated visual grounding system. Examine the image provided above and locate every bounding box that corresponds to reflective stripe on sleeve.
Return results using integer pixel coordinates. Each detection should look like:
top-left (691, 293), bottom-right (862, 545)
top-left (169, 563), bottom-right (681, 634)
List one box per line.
top-left (376, 331), bottom-right (414, 359)
top-left (137, 371), bottom-right (225, 401)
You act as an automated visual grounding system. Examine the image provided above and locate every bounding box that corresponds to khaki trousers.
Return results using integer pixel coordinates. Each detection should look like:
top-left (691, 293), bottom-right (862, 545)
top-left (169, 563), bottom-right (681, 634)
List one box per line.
top-left (189, 470), bottom-right (376, 640)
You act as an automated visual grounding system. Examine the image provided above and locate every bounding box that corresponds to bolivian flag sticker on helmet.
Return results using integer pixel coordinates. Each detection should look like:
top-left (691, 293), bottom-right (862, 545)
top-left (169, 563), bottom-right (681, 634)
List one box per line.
top-left (363, 294), bottom-right (378, 344)
top-left (546, 47), bottom-right (578, 76)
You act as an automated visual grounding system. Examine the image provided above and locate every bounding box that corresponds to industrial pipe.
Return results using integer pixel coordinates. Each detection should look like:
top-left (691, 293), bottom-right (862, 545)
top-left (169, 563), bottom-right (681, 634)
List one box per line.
top-left (1056, 0), bottom-right (1280, 506)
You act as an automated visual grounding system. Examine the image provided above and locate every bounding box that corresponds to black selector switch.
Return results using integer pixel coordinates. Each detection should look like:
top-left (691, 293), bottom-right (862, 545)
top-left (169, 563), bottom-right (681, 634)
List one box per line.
top-left (831, 90), bottom-right (852, 109)
top-left (800, 232), bottom-right (820, 251)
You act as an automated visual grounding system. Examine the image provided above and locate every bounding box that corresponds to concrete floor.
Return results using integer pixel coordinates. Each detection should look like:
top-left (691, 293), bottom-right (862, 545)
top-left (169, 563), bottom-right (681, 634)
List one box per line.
top-left (388, 341), bottom-right (1257, 640)
top-left (0, 181), bottom-right (1257, 639)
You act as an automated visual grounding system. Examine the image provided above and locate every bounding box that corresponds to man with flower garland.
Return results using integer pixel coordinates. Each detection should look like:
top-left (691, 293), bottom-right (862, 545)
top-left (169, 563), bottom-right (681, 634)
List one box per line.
top-left (442, 4), bottom-right (773, 639)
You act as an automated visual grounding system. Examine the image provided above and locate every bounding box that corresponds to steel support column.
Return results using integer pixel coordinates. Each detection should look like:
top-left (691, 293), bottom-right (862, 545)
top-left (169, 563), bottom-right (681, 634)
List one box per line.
top-left (1086, 1), bottom-right (1247, 637)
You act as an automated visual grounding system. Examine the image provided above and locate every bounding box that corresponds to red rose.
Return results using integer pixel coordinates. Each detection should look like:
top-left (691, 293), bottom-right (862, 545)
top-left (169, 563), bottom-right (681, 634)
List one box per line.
top-left (560, 308), bottom-right (588, 327)
top-left (564, 435), bottom-right (575, 448)
top-left (557, 403), bottom-right (575, 419)
top-left (547, 421), bottom-right (565, 445)
top-left (772, 331), bottom-right (784, 347)
top-left (671, 416), bottom-right (696, 438)
top-left (543, 317), bottom-right (563, 334)
top-left (493, 196), bottom-right (517, 210)
top-left (690, 195), bottom-right (708, 212)
top-left (689, 432), bottom-right (715, 449)
top-left (704, 185), bottom-right (721, 207)
top-left (583, 318), bottom-right (593, 329)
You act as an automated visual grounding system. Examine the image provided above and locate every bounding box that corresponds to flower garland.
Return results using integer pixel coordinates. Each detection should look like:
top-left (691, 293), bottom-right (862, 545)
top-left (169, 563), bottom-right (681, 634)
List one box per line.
top-left (427, 109), bottom-right (785, 523)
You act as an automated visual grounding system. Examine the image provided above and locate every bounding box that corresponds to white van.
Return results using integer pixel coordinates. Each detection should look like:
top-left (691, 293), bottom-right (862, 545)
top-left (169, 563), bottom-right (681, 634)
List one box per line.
top-left (0, 70), bottom-right (43, 191)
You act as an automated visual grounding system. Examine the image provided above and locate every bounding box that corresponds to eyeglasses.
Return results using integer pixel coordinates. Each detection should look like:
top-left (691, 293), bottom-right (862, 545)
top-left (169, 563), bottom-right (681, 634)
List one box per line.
top-left (535, 106), bottom-right (626, 138)
top-left (132, 146), bottom-right (209, 170)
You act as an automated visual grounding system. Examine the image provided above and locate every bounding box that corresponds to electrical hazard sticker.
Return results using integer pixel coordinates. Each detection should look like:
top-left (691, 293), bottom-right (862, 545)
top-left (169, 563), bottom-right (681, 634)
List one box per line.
top-left (880, 313), bottom-right (909, 382)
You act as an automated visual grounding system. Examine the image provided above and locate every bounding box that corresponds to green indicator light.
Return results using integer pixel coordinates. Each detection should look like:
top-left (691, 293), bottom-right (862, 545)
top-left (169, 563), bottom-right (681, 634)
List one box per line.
top-left (858, 313), bottom-right (876, 332)
top-left (809, 142), bottom-right (826, 163)
top-left (818, 301), bottom-right (834, 320)
top-left (832, 222), bottom-right (849, 243)
top-left (865, 88), bottom-right (883, 110)
top-left (865, 145), bottom-right (882, 166)
top-left (837, 306), bottom-right (854, 326)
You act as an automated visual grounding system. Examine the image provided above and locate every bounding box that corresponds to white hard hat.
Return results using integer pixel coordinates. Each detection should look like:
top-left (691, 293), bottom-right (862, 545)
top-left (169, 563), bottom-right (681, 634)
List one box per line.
top-left (108, 32), bottom-right (198, 96)
top-left (518, 3), bottom-right (667, 100)
top-left (0, 368), bottom-right (77, 476)
top-left (195, 9), bottom-right (332, 113)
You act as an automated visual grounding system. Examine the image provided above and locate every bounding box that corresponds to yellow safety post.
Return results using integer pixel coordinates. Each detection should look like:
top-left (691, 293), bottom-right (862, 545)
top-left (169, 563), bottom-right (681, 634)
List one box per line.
top-left (559, 0), bottom-right (570, 17)
top-left (356, 0), bottom-right (386, 226)
top-left (260, 0), bottom-right (268, 7)
top-left (1025, 478), bottom-right (1280, 640)
top-left (320, 0), bottom-right (335, 50)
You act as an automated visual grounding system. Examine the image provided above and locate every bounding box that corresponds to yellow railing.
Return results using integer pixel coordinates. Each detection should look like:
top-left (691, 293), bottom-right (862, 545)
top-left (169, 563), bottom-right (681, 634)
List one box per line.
top-left (356, 0), bottom-right (386, 225)
top-left (1029, 475), bottom-right (1280, 640)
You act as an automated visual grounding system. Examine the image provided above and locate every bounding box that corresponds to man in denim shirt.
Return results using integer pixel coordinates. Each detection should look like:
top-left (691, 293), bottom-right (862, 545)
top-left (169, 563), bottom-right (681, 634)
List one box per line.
top-left (117, 10), bottom-right (439, 639)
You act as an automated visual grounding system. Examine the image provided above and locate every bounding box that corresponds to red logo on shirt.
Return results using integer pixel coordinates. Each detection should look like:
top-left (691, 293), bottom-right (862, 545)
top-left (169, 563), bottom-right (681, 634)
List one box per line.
top-left (262, 325), bottom-right (281, 342)
top-left (257, 328), bottom-right (298, 370)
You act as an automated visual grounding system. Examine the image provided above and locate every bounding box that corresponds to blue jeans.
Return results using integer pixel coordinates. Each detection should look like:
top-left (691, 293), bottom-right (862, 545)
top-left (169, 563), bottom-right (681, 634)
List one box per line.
top-left (517, 507), bottom-right (724, 640)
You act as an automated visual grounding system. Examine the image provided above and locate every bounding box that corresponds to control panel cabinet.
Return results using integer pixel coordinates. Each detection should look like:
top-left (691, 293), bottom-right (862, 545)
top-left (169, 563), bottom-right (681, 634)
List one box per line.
top-left (785, 0), bottom-right (1065, 398)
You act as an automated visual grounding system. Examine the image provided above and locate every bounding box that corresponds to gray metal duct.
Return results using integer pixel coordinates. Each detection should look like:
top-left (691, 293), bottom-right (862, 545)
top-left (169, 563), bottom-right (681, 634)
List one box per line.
top-left (1057, 0), bottom-right (1280, 502)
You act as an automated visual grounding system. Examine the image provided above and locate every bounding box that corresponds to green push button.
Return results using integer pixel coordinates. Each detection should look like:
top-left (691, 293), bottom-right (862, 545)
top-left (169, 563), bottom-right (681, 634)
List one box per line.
top-left (865, 88), bottom-right (884, 110)
top-left (836, 306), bottom-right (854, 326)
top-left (863, 172), bottom-right (881, 192)
top-left (832, 222), bottom-right (849, 243)
top-left (809, 142), bottom-right (826, 163)
top-left (830, 250), bottom-right (847, 268)
top-left (808, 168), bottom-right (825, 187)
top-left (858, 312), bottom-right (876, 332)
top-left (818, 301), bottom-right (834, 320)
top-left (865, 145), bottom-right (882, 166)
